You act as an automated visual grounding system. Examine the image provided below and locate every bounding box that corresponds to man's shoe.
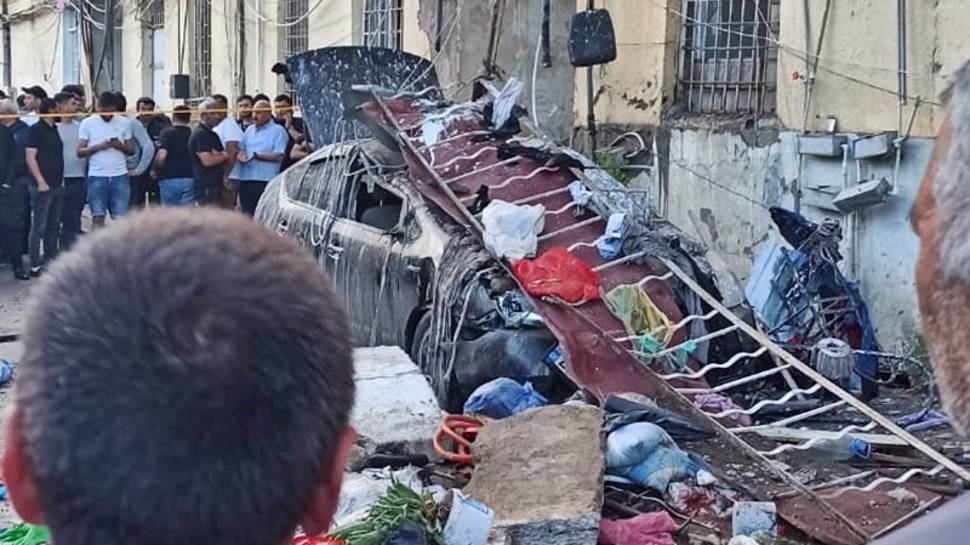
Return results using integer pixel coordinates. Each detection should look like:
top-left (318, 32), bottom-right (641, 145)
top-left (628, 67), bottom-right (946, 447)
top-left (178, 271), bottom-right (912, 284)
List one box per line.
top-left (13, 269), bottom-right (30, 281)
top-left (29, 266), bottom-right (43, 278)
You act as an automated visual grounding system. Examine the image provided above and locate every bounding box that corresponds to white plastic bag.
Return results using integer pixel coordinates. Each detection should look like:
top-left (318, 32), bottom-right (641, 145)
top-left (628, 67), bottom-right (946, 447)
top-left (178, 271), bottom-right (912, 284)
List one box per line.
top-left (482, 200), bottom-right (546, 261)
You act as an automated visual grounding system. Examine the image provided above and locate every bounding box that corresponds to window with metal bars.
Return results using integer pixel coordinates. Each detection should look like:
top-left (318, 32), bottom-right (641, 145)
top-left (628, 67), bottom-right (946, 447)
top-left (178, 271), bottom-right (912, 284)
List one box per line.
top-left (678, 0), bottom-right (779, 115)
top-left (283, 0), bottom-right (309, 58)
top-left (143, 0), bottom-right (164, 29)
top-left (361, 0), bottom-right (403, 50)
top-left (192, 0), bottom-right (211, 97)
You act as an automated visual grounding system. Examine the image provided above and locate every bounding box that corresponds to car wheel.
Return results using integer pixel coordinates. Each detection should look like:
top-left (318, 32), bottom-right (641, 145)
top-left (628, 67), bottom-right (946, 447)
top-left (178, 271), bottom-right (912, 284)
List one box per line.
top-left (409, 312), bottom-right (433, 369)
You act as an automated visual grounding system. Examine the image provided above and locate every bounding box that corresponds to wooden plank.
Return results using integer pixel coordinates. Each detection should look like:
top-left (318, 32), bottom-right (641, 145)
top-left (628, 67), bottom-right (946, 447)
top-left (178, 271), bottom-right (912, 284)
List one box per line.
top-left (661, 257), bottom-right (970, 482)
top-left (755, 427), bottom-right (909, 447)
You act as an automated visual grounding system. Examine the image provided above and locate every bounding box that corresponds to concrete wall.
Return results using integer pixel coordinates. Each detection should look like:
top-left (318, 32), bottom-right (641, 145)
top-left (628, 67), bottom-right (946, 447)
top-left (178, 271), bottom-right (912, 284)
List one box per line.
top-left (663, 124), bottom-right (926, 344)
top-left (574, 0), bottom-right (678, 129)
top-left (419, 0), bottom-right (576, 141)
top-left (4, 9), bottom-right (64, 96)
top-left (776, 0), bottom-right (970, 138)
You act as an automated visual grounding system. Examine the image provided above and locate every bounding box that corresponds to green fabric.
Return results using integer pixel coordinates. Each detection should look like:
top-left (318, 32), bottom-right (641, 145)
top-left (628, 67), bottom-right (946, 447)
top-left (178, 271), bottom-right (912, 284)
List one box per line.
top-left (604, 284), bottom-right (674, 345)
top-left (605, 283), bottom-right (697, 373)
top-left (0, 524), bottom-right (51, 545)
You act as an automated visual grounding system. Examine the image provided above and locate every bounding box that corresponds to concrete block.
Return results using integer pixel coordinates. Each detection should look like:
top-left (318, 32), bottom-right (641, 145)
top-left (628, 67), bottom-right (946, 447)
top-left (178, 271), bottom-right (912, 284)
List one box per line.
top-left (465, 405), bottom-right (605, 545)
top-left (351, 346), bottom-right (443, 459)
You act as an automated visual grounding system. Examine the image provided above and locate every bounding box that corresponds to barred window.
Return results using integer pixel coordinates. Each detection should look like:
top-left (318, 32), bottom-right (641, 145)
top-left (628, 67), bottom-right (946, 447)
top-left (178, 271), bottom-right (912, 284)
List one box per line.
top-left (362, 0), bottom-right (403, 50)
top-left (679, 0), bottom-right (779, 115)
top-left (192, 0), bottom-right (211, 97)
top-left (283, 0), bottom-right (309, 58)
top-left (143, 0), bottom-right (164, 29)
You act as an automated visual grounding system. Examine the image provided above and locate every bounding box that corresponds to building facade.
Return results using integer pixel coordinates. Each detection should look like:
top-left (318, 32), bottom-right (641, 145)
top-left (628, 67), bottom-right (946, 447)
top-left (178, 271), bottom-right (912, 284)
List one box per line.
top-left (3, 0), bottom-right (964, 346)
top-left (0, 0), bottom-right (428, 107)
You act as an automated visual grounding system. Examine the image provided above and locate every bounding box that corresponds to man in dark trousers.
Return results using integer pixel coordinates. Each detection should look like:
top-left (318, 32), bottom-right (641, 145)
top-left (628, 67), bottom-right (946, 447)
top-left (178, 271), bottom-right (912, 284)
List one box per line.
top-left (0, 102), bottom-right (28, 280)
top-left (0, 99), bottom-right (30, 278)
top-left (188, 99), bottom-right (230, 206)
top-left (273, 94), bottom-right (309, 173)
top-left (24, 98), bottom-right (64, 275)
top-left (236, 98), bottom-right (286, 215)
top-left (2, 208), bottom-right (355, 545)
top-left (56, 91), bottom-right (86, 252)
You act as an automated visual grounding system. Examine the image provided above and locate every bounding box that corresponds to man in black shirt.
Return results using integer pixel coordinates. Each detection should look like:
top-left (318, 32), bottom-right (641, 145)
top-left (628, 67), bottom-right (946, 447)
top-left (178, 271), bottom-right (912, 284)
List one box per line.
top-left (274, 94), bottom-right (310, 173)
top-left (188, 99), bottom-right (230, 206)
top-left (152, 106), bottom-right (195, 207)
top-left (0, 117), bottom-right (28, 280)
top-left (24, 98), bottom-right (64, 275)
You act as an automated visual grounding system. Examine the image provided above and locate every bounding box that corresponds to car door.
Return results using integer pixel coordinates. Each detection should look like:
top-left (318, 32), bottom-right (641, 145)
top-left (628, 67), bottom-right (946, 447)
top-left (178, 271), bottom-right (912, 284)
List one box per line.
top-left (326, 176), bottom-right (425, 347)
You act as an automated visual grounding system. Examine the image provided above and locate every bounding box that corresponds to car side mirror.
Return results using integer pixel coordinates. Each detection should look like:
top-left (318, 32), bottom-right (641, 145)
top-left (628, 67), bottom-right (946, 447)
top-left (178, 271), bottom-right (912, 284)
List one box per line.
top-left (568, 9), bottom-right (618, 67)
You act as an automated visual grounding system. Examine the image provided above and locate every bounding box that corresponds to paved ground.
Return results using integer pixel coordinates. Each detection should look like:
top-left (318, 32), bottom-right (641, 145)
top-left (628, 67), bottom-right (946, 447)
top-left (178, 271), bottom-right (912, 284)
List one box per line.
top-left (0, 265), bottom-right (31, 528)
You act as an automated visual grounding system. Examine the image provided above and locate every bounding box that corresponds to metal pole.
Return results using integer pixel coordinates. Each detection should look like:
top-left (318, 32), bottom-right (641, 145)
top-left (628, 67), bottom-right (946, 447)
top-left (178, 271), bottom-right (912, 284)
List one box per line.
top-left (238, 0), bottom-right (246, 94)
top-left (1, 0), bottom-right (10, 91)
top-left (585, 0), bottom-right (596, 156)
top-left (897, 0), bottom-right (907, 131)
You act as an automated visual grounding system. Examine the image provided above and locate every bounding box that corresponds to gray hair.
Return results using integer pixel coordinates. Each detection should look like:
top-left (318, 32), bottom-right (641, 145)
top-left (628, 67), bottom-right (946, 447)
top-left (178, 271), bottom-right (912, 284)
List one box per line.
top-left (0, 98), bottom-right (17, 115)
top-left (198, 98), bottom-right (219, 111)
top-left (936, 62), bottom-right (970, 284)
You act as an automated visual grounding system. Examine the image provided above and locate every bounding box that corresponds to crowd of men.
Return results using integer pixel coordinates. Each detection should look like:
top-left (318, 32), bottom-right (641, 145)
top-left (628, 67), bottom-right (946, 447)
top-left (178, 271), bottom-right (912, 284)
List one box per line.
top-left (0, 85), bottom-right (311, 280)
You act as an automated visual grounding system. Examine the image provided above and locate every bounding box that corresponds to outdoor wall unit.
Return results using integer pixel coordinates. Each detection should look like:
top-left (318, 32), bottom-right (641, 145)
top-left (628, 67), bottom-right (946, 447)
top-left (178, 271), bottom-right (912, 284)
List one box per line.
top-left (797, 135), bottom-right (846, 157)
top-left (833, 177), bottom-right (892, 213)
top-left (853, 132), bottom-right (898, 159)
top-left (170, 74), bottom-right (190, 99)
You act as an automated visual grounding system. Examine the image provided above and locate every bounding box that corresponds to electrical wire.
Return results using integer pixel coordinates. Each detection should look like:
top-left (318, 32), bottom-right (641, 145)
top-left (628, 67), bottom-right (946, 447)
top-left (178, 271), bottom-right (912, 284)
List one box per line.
top-left (397, 0), bottom-right (464, 91)
top-left (239, 0), bottom-right (327, 28)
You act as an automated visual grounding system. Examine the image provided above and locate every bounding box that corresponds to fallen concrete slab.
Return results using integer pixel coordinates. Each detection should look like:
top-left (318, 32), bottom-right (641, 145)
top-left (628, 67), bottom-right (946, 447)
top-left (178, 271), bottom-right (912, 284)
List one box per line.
top-left (351, 346), bottom-right (443, 460)
top-left (466, 404), bottom-right (605, 545)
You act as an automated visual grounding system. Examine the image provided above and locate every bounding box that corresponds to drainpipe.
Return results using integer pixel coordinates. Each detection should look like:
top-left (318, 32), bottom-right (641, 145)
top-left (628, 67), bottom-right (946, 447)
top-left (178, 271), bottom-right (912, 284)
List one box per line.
top-left (1, 0), bottom-right (10, 91)
top-left (897, 0), bottom-right (907, 131)
top-left (585, 0), bottom-right (596, 156)
top-left (256, 0), bottom-right (262, 92)
top-left (238, 0), bottom-right (246, 94)
top-left (795, 0), bottom-right (832, 212)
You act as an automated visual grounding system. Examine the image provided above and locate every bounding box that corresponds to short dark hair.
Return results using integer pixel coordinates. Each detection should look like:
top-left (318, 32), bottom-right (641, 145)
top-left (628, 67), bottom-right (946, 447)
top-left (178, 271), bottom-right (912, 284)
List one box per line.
top-left (172, 105), bottom-right (191, 124)
top-left (237, 94), bottom-right (254, 104)
top-left (114, 92), bottom-right (128, 112)
top-left (274, 94), bottom-right (293, 106)
top-left (253, 93), bottom-right (271, 103)
top-left (211, 93), bottom-right (228, 105)
top-left (15, 95), bottom-right (25, 108)
top-left (53, 92), bottom-right (74, 105)
top-left (136, 96), bottom-right (156, 109)
top-left (97, 91), bottom-right (119, 111)
top-left (37, 98), bottom-right (56, 115)
top-left (61, 84), bottom-right (85, 98)
top-left (17, 209), bottom-right (355, 545)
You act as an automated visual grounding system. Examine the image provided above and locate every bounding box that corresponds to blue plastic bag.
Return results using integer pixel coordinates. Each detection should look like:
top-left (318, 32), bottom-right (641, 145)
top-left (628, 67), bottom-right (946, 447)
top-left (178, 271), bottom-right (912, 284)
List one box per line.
top-left (463, 378), bottom-right (548, 419)
top-left (606, 422), bottom-right (700, 492)
top-left (0, 360), bottom-right (13, 386)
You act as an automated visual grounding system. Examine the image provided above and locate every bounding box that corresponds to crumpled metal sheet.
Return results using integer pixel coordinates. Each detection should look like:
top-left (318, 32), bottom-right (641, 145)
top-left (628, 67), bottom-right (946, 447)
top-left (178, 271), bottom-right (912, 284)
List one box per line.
top-left (286, 47), bottom-right (442, 147)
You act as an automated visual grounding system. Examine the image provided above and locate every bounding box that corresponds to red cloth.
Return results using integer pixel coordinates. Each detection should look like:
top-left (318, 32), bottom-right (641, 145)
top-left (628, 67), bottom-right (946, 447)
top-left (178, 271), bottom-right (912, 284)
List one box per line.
top-left (511, 247), bottom-right (600, 304)
top-left (599, 512), bottom-right (678, 545)
top-left (292, 534), bottom-right (343, 545)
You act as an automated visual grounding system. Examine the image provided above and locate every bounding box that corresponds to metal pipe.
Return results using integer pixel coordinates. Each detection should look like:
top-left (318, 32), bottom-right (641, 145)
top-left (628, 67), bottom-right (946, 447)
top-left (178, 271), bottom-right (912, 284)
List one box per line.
top-left (585, 0), bottom-right (596, 156)
top-left (897, 0), bottom-right (908, 117)
top-left (1, 0), bottom-right (9, 90)
top-left (238, 0), bottom-right (246, 94)
top-left (541, 0), bottom-right (551, 67)
top-left (795, 0), bottom-right (832, 212)
top-left (256, 0), bottom-right (262, 91)
top-left (435, 0), bottom-right (444, 51)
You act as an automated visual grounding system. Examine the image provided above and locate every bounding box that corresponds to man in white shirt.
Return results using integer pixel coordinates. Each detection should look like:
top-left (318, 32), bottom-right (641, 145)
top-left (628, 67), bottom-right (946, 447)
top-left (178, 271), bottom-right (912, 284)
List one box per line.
top-left (211, 94), bottom-right (244, 209)
top-left (77, 91), bottom-right (135, 228)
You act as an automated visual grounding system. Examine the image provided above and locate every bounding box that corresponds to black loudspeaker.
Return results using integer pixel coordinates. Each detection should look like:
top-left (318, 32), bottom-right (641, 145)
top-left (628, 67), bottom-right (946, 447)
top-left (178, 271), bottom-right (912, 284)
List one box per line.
top-left (568, 9), bottom-right (618, 67)
top-left (170, 74), bottom-right (190, 99)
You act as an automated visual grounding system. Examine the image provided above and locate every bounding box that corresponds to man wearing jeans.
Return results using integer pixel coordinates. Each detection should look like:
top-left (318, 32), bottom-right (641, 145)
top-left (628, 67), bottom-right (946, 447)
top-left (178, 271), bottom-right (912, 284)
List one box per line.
top-left (153, 106), bottom-right (196, 206)
top-left (56, 92), bottom-right (86, 252)
top-left (236, 99), bottom-right (286, 216)
top-left (24, 98), bottom-right (64, 275)
top-left (78, 92), bottom-right (134, 227)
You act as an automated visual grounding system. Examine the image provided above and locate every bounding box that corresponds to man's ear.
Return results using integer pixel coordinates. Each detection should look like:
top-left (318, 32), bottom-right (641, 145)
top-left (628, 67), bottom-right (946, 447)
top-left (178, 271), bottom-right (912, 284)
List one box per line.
top-left (2, 408), bottom-right (43, 524)
top-left (300, 427), bottom-right (357, 536)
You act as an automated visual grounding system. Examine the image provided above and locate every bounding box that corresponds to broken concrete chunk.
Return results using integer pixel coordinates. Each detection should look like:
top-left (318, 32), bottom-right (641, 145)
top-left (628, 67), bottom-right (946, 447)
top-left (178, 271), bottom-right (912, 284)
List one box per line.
top-left (465, 405), bottom-right (605, 545)
top-left (351, 347), bottom-right (443, 459)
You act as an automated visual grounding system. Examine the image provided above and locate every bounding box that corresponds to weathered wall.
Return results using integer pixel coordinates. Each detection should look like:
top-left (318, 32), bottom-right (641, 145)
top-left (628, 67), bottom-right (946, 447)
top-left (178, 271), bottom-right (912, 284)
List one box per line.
top-left (419, 0), bottom-right (576, 140)
top-left (4, 0), bottom-right (429, 109)
top-left (776, 0), bottom-right (970, 137)
top-left (574, 0), bottom-right (678, 129)
top-left (662, 125), bottom-right (926, 344)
